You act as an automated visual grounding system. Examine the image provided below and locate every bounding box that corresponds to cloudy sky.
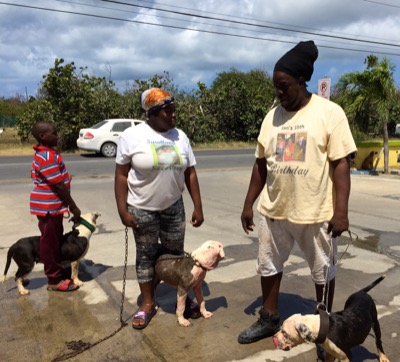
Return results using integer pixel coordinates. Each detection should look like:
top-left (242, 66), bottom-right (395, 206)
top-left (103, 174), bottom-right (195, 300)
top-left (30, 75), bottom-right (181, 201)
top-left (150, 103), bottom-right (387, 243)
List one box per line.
top-left (1, 0), bottom-right (400, 99)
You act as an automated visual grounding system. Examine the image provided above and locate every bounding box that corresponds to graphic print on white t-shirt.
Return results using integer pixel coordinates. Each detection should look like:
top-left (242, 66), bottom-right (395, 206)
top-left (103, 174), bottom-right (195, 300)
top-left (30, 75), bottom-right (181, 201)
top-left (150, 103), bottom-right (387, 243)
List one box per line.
top-left (152, 143), bottom-right (183, 170)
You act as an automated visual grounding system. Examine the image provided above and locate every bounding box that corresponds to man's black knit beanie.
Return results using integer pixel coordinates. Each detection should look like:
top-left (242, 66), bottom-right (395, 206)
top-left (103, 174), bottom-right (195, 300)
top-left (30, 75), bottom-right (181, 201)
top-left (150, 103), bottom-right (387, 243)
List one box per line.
top-left (273, 40), bottom-right (318, 81)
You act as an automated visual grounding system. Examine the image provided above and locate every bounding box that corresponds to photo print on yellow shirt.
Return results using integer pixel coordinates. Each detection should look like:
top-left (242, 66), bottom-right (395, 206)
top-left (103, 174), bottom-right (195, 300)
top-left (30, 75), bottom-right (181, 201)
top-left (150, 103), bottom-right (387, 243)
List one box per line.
top-left (276, 132), bottom-right (307, 162)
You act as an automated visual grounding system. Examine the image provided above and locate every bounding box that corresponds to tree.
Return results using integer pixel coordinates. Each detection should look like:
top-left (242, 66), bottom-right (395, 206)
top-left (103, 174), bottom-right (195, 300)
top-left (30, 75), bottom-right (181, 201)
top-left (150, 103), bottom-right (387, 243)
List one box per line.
top-left (177, 84), bottom-right (225, 144)
top-left (18, 58), bottom-right (123, 149)
top-left (0, 95), bottom-right (27, 127)
top-left (387, 90), bottom-right (400, 135)
top-left (15, 61), bottom-right (277, 149)
top-left (208, 68), bottom-right (275, 141)
top-left (335, 55), bottom-right (397, 173)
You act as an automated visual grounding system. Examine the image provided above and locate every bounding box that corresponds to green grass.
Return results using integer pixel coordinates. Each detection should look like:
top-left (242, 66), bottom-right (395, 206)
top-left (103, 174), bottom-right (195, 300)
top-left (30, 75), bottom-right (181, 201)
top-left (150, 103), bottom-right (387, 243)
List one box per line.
top-left (357, 139), bottom-right (400, 147)
top-left (0, 128), bottom-right (35, 155)
top-left (193, 141), bottom-right (256, 150)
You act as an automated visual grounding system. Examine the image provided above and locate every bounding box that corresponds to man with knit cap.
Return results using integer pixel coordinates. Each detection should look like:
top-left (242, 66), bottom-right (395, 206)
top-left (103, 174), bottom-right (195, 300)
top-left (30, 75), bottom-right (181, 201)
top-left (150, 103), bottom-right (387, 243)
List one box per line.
top-left (237, 40), bottom-right (357, 351)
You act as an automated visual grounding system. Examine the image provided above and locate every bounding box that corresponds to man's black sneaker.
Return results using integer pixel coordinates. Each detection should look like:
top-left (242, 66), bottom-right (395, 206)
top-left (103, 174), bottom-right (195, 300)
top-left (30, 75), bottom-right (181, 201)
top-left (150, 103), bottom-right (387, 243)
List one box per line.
top-left (238, 308), bottom-right (280, 344)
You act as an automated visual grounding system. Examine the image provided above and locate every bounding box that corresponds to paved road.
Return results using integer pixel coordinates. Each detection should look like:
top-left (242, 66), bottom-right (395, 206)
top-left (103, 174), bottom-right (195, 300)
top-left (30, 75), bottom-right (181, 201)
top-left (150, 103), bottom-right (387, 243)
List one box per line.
top-left (1, 165), bottom-right (399, 362)
top-left (0, 149), bottom-right (256, 181)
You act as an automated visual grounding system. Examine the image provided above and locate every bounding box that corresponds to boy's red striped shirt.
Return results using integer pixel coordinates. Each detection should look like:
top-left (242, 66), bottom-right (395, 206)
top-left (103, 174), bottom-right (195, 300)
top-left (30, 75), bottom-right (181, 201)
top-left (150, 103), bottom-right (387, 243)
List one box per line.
top-left (30, 145), bottom-right (71, 216)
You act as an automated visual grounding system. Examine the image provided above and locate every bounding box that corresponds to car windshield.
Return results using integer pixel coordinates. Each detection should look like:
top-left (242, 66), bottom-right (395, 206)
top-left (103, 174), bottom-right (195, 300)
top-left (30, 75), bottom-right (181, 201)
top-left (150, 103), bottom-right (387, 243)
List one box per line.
top-left (90, 120), bottom-right (109, 129)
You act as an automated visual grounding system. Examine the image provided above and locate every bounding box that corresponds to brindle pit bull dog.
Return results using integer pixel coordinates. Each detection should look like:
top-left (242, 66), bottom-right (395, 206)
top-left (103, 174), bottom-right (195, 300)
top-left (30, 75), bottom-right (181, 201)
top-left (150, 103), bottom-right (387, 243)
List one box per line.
top-left (155, 240), bottom-right (225, 327)
top-left (2, 212), bottom-right (100, 295)
top-left (272, 275), bottom-right (390, 362)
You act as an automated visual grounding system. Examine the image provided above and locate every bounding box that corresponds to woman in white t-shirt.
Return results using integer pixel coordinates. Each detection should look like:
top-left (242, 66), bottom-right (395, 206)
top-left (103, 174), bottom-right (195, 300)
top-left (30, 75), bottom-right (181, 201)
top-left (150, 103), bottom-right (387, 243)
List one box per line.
top-left (115, 88), bottom-right (204, 330)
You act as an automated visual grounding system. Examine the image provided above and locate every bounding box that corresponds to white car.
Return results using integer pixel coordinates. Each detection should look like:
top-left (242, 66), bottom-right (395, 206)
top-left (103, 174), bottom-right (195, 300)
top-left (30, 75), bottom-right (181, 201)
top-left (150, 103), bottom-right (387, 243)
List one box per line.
top-left (395, 124), bottom-right (400, 136)
top-left (77, 118), bottom-right (144, 157)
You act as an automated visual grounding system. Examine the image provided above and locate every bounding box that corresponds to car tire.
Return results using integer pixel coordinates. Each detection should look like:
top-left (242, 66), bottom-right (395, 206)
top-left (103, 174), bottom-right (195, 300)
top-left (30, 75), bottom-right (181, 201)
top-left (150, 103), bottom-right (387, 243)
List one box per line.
top-left (101, 142), bottom-right (117, 157)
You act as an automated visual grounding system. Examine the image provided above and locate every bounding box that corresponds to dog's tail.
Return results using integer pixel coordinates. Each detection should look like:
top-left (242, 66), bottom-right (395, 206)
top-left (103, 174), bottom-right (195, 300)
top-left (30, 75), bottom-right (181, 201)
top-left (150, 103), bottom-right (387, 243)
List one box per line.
top-left (2, 244), bottom-right (15, 282)
top-left (360, 274), bottom-right (386, 293)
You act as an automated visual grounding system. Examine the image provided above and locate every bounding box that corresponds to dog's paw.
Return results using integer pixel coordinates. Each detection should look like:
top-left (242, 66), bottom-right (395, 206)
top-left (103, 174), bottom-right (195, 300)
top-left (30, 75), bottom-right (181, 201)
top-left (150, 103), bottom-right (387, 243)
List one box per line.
top-left (73, 279), bottom-right (83, 286)
top-left (18, 289), bottom-right (30, 296)
top-left (201, 310), bottom-right (213, 319)
top-left (178, 318), bottom-right (191, 327)
top-left (378, 352), bottom-right (390, 362)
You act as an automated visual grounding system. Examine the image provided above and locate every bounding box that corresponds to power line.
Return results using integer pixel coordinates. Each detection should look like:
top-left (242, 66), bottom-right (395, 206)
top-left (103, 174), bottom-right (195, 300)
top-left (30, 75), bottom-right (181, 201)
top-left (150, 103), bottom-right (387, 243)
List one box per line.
top-left (362, 0), bottom-right (400, 9)
top-left (1, 1), bottom-right (400, 57)
top-left (102, 0), bottom-right (400, 48)
top-left (134, 0), bottom-right (399, 44)
top-left (55, 0), bottom-right (394, 52)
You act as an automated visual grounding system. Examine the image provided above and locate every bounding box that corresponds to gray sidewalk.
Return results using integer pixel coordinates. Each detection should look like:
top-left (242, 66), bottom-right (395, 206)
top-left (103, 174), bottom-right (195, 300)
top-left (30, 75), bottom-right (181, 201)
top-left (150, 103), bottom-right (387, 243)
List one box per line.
top-left (1, 170), bottom-right (399, 362)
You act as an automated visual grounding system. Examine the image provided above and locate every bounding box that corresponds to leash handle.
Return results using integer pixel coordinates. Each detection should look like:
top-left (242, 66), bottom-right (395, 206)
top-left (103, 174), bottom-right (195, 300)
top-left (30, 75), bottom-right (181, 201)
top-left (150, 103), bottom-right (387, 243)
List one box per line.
top-left (321, 228), bottom-right (358, 308)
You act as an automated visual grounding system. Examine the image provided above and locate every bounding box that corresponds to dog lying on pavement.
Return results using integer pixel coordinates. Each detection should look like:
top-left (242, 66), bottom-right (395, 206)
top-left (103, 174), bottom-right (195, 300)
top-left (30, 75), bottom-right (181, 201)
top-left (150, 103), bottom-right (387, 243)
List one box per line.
top-left (273, 275), bottom-right (390, 362)
top-left (2, 212), bottom-right (100, 295)
top-left (155, 240), bottom-right (225, 326)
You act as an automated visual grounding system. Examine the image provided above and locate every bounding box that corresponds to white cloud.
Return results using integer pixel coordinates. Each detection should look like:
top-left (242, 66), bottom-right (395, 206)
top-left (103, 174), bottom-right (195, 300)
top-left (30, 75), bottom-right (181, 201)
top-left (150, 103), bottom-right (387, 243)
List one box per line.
top-left (1, 0), bottom-right (400, 98)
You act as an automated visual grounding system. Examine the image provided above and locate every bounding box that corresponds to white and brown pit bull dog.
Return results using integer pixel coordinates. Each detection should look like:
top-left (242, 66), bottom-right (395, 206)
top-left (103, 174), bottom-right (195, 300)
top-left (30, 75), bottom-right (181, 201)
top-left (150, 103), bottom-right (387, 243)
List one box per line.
top-left (155, 240), bottom-right (225, 327)
top-left (273, 275), bottom-right (390, 362)
top-left (2, 212), bottom-right (100, 295)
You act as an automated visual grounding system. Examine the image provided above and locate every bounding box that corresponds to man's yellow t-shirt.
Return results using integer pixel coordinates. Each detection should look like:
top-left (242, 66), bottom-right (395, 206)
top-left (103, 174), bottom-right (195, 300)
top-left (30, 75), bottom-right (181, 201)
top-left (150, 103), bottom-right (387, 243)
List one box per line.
top-left (256, 94), bottom-right (357, 224)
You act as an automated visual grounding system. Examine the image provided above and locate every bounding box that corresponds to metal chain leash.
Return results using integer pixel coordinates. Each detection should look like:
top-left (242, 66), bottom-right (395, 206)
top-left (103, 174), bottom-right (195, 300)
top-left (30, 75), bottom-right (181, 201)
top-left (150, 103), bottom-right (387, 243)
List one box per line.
top-left (51, 227), bottom-right (130, 362)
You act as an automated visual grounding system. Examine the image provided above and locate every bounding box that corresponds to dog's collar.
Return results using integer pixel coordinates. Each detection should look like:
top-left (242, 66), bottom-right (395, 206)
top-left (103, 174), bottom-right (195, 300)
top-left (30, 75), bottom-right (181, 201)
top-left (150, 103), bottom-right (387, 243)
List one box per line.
top-left (185, 252), bottom-right (209, 271)
top-left (314, 307), bottom-right (330, 344)
top-left (78, 216), bottom-right (95, 233)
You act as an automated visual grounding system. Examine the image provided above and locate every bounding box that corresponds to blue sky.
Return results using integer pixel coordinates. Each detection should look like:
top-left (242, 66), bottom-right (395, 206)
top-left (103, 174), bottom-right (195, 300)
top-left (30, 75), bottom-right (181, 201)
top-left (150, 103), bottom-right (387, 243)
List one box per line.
top-left (1, 0), bottom-right (400, 99)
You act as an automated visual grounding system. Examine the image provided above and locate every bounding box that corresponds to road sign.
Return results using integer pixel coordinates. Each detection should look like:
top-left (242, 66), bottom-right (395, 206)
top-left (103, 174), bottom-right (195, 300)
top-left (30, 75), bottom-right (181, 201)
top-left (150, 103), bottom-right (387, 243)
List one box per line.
top-left (318, 78), bottom-right (331, 100)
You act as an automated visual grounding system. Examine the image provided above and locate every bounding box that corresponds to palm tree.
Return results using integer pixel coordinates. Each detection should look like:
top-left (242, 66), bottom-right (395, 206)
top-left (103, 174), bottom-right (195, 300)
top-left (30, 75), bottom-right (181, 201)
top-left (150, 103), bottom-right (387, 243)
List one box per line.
top-left (335, 55), bottom-right (397, 173)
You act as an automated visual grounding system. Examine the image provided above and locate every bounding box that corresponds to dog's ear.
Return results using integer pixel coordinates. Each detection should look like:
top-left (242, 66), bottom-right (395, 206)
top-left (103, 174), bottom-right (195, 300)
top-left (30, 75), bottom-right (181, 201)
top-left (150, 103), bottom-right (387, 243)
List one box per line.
top-left (296, 323), bottom-right (314, 342)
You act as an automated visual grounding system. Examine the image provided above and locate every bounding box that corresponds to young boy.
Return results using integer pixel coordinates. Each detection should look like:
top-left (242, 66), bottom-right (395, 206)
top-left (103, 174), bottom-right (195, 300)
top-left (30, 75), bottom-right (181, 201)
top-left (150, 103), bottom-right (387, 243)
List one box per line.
top-left (30, 121), bottom-right (81, 292)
